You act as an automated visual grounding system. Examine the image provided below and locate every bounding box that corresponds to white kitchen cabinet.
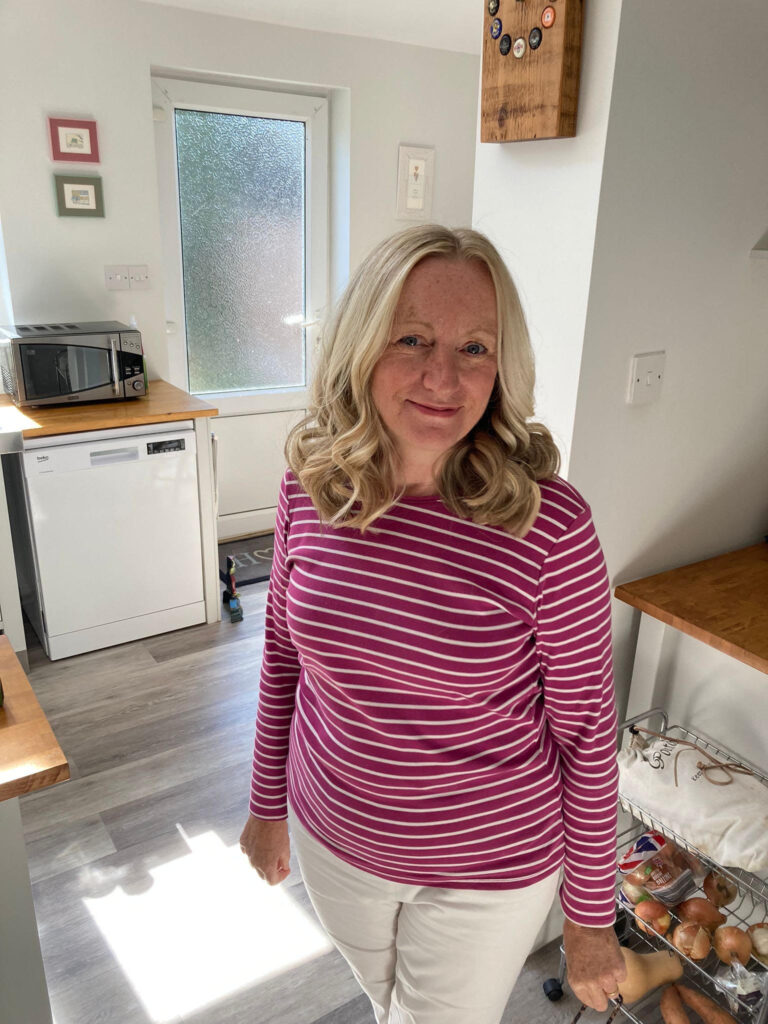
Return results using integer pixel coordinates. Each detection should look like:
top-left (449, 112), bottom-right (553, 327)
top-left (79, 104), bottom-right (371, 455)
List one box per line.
top-left (214, 409), bottom-right (304, 541)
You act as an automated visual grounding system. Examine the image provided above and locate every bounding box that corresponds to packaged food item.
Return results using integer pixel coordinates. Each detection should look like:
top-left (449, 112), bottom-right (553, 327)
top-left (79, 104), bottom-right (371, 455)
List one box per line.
top-left (619, 877), bottom-right (650, 905)
top-left (663, 839), bottom-right (708, 883)
top-left (617, 886), bottom-right (637, 911)
top-left (716, 959), bottom-right (768, 1013)
top-left (618, 831), bottom-right (695, 905)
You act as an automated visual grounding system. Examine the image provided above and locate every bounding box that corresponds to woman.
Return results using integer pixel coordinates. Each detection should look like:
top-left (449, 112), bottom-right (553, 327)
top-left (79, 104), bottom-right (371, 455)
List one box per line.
top-left (240, 225), bottom-right (625, 1024)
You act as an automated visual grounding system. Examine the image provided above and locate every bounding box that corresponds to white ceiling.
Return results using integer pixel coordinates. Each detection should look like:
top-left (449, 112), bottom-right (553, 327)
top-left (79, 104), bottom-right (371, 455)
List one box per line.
top-left (144, 0), bottom-right (482, 55)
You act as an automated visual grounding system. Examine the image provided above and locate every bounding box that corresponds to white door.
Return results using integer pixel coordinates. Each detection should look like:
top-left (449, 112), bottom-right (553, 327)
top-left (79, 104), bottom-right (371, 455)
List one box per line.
top-left (152, 77), bottom-right (328, 540)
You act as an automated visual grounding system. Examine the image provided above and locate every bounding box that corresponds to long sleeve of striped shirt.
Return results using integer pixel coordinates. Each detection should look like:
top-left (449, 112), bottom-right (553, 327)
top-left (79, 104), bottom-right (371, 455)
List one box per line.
top-left (249, 474), bottom-right (300, 820)
top-left (536, 508), bottom-right (619, 928)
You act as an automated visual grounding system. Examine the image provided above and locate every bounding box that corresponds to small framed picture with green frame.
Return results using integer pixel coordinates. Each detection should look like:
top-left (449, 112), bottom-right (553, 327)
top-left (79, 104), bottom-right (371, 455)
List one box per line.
top-left (54, 174), bottom-right (105, 217)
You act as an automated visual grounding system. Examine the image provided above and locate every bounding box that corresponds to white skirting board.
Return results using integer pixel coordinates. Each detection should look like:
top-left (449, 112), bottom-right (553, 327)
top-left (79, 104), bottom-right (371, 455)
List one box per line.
top-left (45, 601), bottom-right (206, 660)
top-left (217, 507), bottom-right (277, 543)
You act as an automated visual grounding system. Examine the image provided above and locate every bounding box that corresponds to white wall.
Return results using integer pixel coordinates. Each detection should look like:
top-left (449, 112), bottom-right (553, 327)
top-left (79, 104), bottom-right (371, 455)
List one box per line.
top-left (0, 0), bottom-right (479, 379)
top-left (472, 0), bottom-right (624, 471)
top-left (473, 0), bottom-right (768, 718)
top-left (569, 0), bottom-right (768, 706)
top-left (0, 0), bottom-right (169, 371)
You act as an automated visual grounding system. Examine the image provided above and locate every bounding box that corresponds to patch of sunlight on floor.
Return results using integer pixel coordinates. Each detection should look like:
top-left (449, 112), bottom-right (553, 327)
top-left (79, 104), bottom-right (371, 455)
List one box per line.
top-left (83, 828), bottom-right (333, 1022)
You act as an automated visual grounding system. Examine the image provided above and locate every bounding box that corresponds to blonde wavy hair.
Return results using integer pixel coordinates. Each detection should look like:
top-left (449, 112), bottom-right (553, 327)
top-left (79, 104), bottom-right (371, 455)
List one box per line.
top-left (286, 224), bottom-right (560, 536)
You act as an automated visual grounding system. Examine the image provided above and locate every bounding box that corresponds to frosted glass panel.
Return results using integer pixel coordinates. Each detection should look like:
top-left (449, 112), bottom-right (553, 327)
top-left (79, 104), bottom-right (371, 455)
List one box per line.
top-left (175, 108), bottom-right (305, 394)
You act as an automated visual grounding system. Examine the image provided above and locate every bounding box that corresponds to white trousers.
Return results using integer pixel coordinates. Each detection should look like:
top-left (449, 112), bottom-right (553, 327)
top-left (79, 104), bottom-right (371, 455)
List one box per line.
top-left (288, 810), bottom-right (560, 1024)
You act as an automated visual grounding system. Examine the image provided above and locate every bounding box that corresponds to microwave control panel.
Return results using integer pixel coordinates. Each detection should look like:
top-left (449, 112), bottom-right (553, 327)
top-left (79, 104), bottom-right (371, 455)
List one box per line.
top-left (116, 332), bottom-right (146, 395)
top-left (120, 332), bottom-right (143, 355)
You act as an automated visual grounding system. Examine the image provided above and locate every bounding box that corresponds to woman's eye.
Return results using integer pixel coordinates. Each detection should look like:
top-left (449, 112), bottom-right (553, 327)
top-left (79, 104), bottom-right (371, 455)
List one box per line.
top-left (397, 335), bottom-right (421, 347)
top-left (464, 342), bottom-right (488, 356)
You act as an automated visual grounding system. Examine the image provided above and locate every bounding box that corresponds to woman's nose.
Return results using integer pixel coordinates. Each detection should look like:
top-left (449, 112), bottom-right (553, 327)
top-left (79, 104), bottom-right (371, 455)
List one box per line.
top-left (422, 348), bottom-right (460, 392)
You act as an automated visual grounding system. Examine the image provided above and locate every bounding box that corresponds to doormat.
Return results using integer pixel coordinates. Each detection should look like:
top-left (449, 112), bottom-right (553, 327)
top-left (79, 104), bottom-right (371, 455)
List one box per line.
top-left (218, 533), bottom-right (275, 588)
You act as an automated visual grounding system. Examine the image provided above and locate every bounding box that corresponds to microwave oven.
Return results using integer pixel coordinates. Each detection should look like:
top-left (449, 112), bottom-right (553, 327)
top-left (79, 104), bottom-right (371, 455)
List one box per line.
top-left (0, 321), bottom-right (146, 407)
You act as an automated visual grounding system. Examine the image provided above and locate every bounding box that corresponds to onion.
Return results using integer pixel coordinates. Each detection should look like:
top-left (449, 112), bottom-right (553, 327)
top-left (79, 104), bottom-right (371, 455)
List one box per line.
top-left (659, 838), bottom-right (685, 862)
top-left (676, 897), bottom-right (727, 932)
top-left (621, 879), bottom-right (648, 904)
top-left (703, 870), bottom-right (739, 908)
top-left (747, 923), bottom-right (768, 966)
top-left (678, 849), bottom-right (707, 881)
top-left (672, 922), bottom-right (712, 960)
top-left (713, 925), bottom-right (753, 966)
top-left (634, 899), bottom-right (672, 936)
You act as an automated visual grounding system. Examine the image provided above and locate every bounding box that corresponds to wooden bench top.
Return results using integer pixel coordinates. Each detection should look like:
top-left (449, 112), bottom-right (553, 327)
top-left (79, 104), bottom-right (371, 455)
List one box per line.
top-left (0, 636), bottom-right (69, 801)
top-left (614, 543), bottom-right (768, 675)
top-left (0, 379), bottom-right (217, 440)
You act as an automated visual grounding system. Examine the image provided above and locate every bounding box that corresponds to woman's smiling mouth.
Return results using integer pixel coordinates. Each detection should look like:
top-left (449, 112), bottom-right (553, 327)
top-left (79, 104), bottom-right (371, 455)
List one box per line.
top-left (407, 400), bottom-right (460, 417)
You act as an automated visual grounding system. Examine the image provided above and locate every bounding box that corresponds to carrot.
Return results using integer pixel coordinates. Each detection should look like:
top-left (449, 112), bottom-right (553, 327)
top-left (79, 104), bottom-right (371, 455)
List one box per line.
top-left (660, 984), bottom-right (690, 1024)
top-left (675, 983), bottom-right (738, 1024)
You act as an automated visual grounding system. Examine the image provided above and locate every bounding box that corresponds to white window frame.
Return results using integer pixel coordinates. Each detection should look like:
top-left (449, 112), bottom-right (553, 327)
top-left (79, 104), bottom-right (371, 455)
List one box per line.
top-left (152, 77), bottom-right (328, 416)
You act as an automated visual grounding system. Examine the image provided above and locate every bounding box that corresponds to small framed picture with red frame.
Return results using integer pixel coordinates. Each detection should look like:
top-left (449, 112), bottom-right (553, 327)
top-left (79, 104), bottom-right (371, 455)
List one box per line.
top-left (48, 117), bottom-right (100, 163)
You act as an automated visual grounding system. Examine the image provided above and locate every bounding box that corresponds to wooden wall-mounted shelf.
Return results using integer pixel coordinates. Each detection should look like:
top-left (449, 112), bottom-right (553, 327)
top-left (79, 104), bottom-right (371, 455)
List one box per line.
top-left (481, 0), bottom-right (584, 143)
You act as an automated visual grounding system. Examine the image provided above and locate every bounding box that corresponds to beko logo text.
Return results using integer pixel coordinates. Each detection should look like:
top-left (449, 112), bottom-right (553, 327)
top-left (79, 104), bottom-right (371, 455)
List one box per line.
top-left (36, 455), bottom-right (49, 462)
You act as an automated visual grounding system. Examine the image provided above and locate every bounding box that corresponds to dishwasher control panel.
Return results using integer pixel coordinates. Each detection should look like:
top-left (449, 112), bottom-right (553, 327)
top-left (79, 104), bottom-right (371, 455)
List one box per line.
top-left (147, 438), bottom-right (186, 455)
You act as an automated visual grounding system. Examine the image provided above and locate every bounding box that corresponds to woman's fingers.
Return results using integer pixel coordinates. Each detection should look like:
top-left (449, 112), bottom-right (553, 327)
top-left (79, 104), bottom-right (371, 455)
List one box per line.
top-left (571, 980), bottom-right (608, 1012)
top-left (571, 980), bottom-right (621, 1012)
top-left (262, 862), bottom-right (291, 885)
top-left (562, 918), bottom-right (627, 1011)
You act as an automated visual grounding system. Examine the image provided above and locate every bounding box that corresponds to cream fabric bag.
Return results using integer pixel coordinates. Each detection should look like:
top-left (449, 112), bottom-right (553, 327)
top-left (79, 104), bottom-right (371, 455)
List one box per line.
top-left (617, 735), bottom-right (768, 873)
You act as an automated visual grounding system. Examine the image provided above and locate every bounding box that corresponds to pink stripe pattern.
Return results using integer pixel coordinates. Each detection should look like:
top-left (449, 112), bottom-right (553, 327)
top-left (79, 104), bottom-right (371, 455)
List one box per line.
top-left (250, 471), bottom-right (619, 927)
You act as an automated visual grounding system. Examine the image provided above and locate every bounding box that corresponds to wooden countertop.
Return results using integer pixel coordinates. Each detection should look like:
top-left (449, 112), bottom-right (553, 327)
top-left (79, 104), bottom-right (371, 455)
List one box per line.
top-left (614, 543), bottom-right (768, 674)
top-left (0, 380), bottom-right (218, 439)
top-left (0, 636), bottom-right (69, 801)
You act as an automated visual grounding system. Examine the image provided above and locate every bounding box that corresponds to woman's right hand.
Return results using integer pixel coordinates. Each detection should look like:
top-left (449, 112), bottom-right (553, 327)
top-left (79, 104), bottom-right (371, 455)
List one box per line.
top-left (239, 815), bottom-right (291, 885)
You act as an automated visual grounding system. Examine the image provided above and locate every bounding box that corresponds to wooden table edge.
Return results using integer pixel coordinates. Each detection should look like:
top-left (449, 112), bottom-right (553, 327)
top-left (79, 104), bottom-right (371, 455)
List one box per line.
top-left (0, 637), bottom-right (70, 803)
top-left (0, 762), bottom-right (71, 803)
top-left (613, 585), bottom-right (768, 675)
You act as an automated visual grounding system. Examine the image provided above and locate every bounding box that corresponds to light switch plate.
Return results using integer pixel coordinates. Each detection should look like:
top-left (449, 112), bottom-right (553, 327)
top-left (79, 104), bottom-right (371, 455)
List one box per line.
top-left (105, 265), bottom-right (130, 291)
top-left (628, 351), bottom-right (665, 405)
top-left (128, 265), bottom-right (150, 290)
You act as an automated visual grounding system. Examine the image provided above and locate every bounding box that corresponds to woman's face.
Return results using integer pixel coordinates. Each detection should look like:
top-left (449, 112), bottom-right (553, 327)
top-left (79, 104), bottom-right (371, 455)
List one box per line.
top-left (371, 256), bottom-right (499, 478)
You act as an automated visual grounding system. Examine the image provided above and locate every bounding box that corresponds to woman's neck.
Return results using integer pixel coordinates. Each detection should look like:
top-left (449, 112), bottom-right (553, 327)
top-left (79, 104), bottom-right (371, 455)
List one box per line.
top-left (402, 481), bottom-right (438, 497)
top-left (398, 457), bottom-right (439, 497)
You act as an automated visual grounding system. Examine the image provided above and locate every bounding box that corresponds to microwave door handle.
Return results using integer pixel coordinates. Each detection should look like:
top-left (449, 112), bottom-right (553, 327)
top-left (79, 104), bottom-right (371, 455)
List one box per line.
top-left (109, 337), bottom-right (121, 396)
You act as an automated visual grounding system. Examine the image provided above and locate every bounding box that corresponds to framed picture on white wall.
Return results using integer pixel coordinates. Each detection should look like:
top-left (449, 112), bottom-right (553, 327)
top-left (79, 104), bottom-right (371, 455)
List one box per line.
top-left (54, 174), bottom-right (104, 217)
top-left (48, 117), bottom-right (100, 163)
top-left (396, 145), bottom-right (434, 220)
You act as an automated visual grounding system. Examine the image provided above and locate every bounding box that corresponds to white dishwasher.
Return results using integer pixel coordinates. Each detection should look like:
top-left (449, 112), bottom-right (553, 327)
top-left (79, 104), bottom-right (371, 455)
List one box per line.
top-left (5, 420), bottom-right (205, 660)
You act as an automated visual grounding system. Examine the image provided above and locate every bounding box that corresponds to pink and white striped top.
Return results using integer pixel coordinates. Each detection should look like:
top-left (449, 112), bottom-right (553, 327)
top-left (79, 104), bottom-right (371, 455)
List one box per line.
top-left (250, 471), bottom-right (619, 927)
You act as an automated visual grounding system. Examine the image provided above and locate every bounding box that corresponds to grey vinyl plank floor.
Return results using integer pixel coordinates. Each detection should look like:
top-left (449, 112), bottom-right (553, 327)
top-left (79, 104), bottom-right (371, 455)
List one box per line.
top-left (19, 583), bottom-right (590, 1024)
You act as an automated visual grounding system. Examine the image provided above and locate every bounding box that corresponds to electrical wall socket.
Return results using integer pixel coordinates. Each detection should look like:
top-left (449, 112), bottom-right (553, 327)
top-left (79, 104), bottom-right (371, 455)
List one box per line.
top-left (628, 351), bottom-right (665, 405)
top-left (105, 265), bottom-right (130, 291)
top-left (128, 265), bottom-right (150, 289)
